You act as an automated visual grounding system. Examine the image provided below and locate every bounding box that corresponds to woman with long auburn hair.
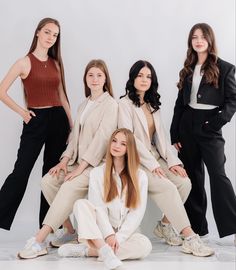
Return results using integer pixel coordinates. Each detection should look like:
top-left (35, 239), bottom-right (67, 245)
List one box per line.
top-left (57, 128), bottom-right (152, 269)
top-left (119, 60), bottom-right (214, 256)
top-left (170, 23), bottom-right (236, 242)
top-left (0, 17), bottom-right (72, 229)
top-left (18, 59), bottom-right (118, 259)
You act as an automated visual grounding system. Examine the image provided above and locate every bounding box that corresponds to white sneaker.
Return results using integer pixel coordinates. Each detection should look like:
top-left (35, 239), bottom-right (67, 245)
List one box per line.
top-left (58, 243), bottom-right (87, 257)
top-left (99, 244), bottom-right (123, 269)
top-left (154, 221), bottom-right (183, 246)
top-left (18, 237), bottom-right (48, 259)
top-left (182, 234), bottom-right (214, 257)
top-left (50, 228), bottom-right (78, 248)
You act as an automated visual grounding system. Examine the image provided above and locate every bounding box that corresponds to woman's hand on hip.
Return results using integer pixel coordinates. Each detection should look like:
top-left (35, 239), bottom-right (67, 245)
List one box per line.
top-left (22, 109), bottom-right (36, 124)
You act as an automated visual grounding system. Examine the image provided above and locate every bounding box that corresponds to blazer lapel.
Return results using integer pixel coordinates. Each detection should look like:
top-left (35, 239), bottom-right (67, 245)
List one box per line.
top-left (133, 106), bottom-right (150, 141)
top-left (153, 110), bottom-right (166, 156)
top-left (80, 92), bottom-right (109, 126)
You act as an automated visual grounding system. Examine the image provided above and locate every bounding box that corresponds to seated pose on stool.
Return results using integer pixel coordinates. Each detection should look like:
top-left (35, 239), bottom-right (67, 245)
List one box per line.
top-left (118, 60), bottom-right (214, 256)
top-left (58, 128), bottom-right (152, 269)
top-left (18, 59), bottom-right (118, 259)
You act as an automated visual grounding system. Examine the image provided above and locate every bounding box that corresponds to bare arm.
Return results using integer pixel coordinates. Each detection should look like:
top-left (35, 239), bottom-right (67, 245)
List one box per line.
top-left (0, 57), bottom-right (35, 123)
top-left (55, 61), bottom-right (73, 129)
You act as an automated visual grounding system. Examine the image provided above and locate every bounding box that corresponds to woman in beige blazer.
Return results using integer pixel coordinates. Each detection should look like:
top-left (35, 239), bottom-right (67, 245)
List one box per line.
top-left (18, 59), bottom-right (118, 259)
top-left (118, 60), bottom-right (214, 257)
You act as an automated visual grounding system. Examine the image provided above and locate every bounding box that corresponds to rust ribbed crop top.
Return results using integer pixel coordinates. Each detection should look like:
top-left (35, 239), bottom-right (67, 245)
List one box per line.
top-left (22, 53), bottom-right (62, 107)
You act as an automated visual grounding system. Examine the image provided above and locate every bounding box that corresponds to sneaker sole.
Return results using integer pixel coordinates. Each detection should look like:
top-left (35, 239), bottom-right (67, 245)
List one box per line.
top-left (153, 228), bottom-right (182, 246)
top-left (50, 239), bottom-right (78, 248)
top-left (182, 247), bottom-right (214, 257)
top-left (17, 249), bottom-right (48, 259)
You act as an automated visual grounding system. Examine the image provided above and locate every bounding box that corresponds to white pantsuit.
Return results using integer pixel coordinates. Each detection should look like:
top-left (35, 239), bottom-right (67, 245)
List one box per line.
top-left (41, 92), bottom-right (118, 232)
top-left (73, 165), bottom-right (152, 260)
top-left (118, 96), bottom-right (191, 232)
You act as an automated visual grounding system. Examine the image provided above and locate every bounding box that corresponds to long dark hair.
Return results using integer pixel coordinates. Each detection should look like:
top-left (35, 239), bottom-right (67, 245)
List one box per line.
top-left (27, 17), bottom-right (69, 104)
top-left (178, 23), bottom-right (219, 90)
top-left (121, 60), bottom-right (161, 113)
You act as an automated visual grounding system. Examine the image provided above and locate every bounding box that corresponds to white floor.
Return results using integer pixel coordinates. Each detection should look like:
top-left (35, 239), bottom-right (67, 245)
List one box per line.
top-left (0, 236), bottom-right (235, 270)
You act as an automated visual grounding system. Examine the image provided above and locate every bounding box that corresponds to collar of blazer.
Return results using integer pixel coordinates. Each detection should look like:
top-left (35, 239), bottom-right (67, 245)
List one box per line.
top-left (78, 91), bottom-right (111, 126)
top-left (124, 96), bottom-right (153, 142)
top-left (126, 96), bottom-right (166, 151)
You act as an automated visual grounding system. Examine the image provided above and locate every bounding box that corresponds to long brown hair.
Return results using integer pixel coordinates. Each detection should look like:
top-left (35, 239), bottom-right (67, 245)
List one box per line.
top-left (83, 59), bottom-right (113, 97)
top-left (104, 128), bottom-right (140, 209)
top-left (27, 17), bottom-right (69, 104)
top-left (178, 23), bottom-right (219, 90)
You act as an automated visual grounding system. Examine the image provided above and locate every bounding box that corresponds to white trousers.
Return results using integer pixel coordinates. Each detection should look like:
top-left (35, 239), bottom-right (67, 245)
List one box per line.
top-left (73, 199), bottom-right (152, 260)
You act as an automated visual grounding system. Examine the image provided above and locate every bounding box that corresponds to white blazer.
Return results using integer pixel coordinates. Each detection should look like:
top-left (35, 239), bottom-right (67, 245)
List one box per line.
top-left (88, 164), bottom-right (148, 244)
top-left (61, 92), bottom-right (118, 167)
top-left (118, 96), bottom-right (182, 171)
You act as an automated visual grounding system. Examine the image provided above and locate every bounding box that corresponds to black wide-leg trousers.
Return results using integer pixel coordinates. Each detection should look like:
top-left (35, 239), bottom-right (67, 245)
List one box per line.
top-left (0, 106), bottom-right (69, 230)
top-left (178, 106), bottom-right (236, 238)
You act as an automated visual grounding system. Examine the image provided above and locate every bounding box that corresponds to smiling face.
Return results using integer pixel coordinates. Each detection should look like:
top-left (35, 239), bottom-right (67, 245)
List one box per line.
top-left (85, 67), bottom-right (106, 93)
top-left (134, 66), bottom-right (152, 95)
top-left (110, 132), bottom-right (127, 158)
top-left (37, 22), bottom-right (59, 49)
top-left (191, 28), bottom-right (209, 55)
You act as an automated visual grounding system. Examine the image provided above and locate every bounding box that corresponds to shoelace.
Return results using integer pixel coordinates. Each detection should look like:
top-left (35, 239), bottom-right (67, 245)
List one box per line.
top-left (165, 224), bottom-right (179, 239)
top-left (54, 229), bottom-right (66, 239)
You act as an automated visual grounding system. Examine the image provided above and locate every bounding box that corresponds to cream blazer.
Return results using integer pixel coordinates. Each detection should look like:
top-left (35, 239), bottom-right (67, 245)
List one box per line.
top-left (88, 164), bottom-right (148, 244)
top-left (61, 92), bottom-right (118, 167)
top-left (118, 96), bottom-right (181, 172)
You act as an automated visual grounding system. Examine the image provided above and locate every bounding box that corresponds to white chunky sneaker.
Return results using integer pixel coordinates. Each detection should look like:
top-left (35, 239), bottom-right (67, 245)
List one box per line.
top-left (154, 221), bottom-right (183, 246)
top-left (58, 243), bottom-right (88, 257)
top-left (50, 228), bottom-right (78, 248)
top-left (99, 244), bottom-right (123, 269)
top-left (18, 237), bottom-right (48, 259)
top-left (182, 234), bottom-right (214, 257)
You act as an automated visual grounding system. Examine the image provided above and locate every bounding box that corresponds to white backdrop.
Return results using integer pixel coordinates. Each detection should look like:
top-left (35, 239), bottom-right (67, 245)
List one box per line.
top-left (0, 0), bottom-right (235, 241)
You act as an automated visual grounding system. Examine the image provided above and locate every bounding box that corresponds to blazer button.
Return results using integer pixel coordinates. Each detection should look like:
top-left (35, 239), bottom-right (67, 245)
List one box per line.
top-left (197, 94), bottom-right (202, 98)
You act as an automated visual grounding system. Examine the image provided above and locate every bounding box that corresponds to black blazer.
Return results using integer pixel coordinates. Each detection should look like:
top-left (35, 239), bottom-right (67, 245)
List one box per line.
top-left (170, 58), bottom-right (236, 144)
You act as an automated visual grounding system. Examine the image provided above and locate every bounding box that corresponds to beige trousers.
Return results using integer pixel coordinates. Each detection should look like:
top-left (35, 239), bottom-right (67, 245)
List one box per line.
top-left (41, 164), bottom-right (92, 232)
top-left (73, 199), bottom-right (152, 260)
top-left (144, 153), bottom-right (192, 232)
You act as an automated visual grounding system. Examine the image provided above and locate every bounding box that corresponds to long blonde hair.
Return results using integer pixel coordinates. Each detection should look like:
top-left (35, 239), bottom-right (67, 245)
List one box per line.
top-left (104, 128), bottom-right (140, 209)
top-left (83, 59), bottom-right (113, 97)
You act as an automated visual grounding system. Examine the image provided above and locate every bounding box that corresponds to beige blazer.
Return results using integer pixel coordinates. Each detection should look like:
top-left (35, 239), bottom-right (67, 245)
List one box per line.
top-left (118, 96), bottom-right (181, 171)
top-left (62, 92), bottom-right (118, 167)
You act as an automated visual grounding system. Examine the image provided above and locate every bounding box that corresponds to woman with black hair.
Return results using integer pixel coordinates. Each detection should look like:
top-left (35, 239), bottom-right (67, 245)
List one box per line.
top-left (118, 60), bottom-right (214, 256)
top-left (170, 23), bottom-right (236, 241)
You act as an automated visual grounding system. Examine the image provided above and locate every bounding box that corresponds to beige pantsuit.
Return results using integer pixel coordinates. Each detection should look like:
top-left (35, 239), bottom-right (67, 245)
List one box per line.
top-left (118, 96), bottom-right (191, 232)
top-left (73, 200), bottom-right (152, 260)
top-left (73, 162), bottom-right (152, 261)
top-left (41, 93), bottom-right (118, 232)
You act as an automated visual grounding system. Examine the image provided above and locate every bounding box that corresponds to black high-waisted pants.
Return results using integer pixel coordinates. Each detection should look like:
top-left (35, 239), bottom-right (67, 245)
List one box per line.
top-left (0, 106), bottom-right (70, 230)
top-left (178, 106), bottom-right (236, 237)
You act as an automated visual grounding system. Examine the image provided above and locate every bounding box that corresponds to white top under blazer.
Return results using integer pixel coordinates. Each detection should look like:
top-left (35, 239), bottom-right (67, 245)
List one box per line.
top-left (88, 164), bottom-right (148, 244)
